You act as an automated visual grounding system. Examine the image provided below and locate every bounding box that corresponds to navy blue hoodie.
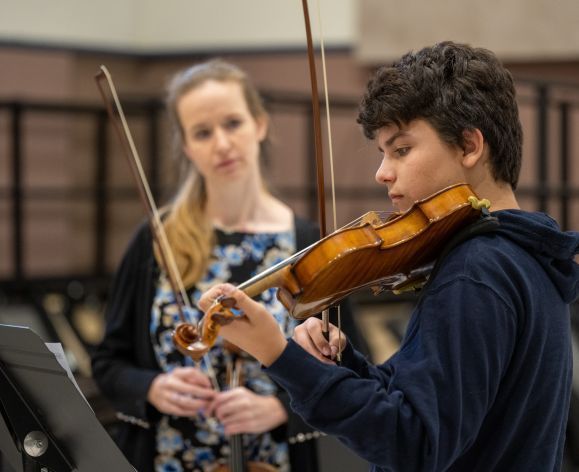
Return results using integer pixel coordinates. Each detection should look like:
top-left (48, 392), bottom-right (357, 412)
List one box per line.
top-left (266, 210), bottom-right (579, 471)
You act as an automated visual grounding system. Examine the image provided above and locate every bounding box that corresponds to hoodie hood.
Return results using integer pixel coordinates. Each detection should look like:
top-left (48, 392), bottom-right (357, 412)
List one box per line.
top-left (493, 210), bottom-right (579, 303)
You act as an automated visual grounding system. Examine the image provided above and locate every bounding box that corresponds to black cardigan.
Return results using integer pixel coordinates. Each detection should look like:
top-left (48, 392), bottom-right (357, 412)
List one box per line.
top-left (92, 216), bottom-right (358, 472)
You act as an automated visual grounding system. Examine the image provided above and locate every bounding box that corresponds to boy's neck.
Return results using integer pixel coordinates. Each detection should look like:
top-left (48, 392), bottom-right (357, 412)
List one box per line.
top-left (473, 179), bottom-right (520, 212)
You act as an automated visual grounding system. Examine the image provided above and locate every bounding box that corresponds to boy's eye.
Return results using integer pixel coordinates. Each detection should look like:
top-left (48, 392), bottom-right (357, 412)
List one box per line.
top-left (396, 147), bottom-right (410, 157)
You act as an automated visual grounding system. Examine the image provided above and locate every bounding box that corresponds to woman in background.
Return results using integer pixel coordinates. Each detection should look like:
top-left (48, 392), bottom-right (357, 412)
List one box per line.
top-left (92, 59), bottom-right (361, 472)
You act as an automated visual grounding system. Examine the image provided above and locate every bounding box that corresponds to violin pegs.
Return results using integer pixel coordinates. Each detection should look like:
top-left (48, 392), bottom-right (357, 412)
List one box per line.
top-left (215, 295), bottom-right (237, 309)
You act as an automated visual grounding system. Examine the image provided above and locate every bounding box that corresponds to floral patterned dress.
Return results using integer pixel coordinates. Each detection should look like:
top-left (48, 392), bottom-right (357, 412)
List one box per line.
top-left (150, 228), bottom-right (298, 472)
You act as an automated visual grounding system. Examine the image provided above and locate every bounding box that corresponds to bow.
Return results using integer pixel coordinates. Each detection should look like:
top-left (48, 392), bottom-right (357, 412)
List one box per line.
top-left (94, 67), bottom-right (219, 387)
top-left (301, 0), bottom-right (340, 340)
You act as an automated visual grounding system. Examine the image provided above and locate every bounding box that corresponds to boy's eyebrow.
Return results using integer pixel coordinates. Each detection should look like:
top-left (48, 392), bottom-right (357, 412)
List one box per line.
top-left (378, 130), bottom-right (409, 152)
top-left (385, 130), bottom-right (409, 146)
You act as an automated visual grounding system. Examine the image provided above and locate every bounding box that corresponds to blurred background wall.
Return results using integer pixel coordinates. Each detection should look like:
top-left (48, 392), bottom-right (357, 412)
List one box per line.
top-left (0, 0), bottom-right (578, 470)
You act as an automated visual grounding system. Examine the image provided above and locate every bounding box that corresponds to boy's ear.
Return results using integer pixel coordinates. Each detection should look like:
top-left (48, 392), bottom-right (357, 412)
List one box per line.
top-left (462, 128), bottom-right (485, 169)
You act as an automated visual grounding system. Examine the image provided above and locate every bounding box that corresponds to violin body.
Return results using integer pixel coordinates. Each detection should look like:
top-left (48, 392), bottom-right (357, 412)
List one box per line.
top-left (174, 183), bottom-right (488, 360)
top-left (277, 183), bottom-right (483, 319)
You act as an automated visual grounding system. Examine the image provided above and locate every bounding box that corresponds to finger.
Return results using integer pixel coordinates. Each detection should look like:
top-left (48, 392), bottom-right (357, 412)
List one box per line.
top-left (206, 387), bottom-right (247, 418)
top-left (216, 401), bottom-right (251, 425)
top-left (293, 323), bottom-right (335, 364)
top-left (169, 391), bottom-right (212, 416)
top-left (208, 388), bottom-right (243, 414)
top-left (304, 318), bottom-right (333, 356)
top-left (329, 326), bottom-right (348, 356)
top-left (223, 421), bottom-right (246, 436)
top-left (217, 285), bottom-right (266, 323)
top-left (167, 376), bottom-right (216, 400)
top-left (172, 367), bottom-right (213, 389)
top-left (206, 397), bottom-right (232, 418)
top-left (308, 320), bottom-right (346, 360)
top-left (206, 388), bottom-right (232, 411)
top-left (219, 410), bottom-right (253, 435)
top-left (197, 283), bottom-right (235, 312)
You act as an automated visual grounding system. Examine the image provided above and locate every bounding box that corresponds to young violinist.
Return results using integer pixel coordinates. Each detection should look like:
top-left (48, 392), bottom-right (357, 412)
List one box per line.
top-left (92, 60), bottom-right (361, 472)
top-left (199, 42), bottom-right (579, 471)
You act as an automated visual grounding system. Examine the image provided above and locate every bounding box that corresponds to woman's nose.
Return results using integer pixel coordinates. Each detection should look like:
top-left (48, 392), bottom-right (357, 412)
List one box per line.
top-left (214, 128), bottom-right (232, 151)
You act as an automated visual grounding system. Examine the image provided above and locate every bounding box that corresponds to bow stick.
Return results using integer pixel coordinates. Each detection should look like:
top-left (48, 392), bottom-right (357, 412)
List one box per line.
top-left (301, 0), bottom-right (342, 346)
top-left (94, 66), bottom-right (219, 388)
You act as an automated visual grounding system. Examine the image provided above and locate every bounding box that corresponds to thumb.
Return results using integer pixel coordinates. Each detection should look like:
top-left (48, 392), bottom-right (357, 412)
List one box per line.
top-left (220, 285), bottom-right (263, 323)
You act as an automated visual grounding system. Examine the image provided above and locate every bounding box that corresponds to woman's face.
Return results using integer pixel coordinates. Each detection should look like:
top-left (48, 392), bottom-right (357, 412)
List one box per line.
top-left (177, 79), bottom-right (267, 185)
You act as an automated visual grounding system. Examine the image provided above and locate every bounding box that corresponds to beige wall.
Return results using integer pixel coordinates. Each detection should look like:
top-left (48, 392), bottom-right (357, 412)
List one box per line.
top-left (357, 0), bottom-right (579, 63)
top-left (0, 0), bottom-right (354, 51)
top-left (3, 0), bottom-right (578, 61)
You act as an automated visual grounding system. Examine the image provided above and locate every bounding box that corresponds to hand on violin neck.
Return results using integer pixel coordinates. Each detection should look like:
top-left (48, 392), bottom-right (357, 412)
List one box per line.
top-left (292, 317), bottom-right (347, 365)
top-left (198, 283), bottom-right (288, 367)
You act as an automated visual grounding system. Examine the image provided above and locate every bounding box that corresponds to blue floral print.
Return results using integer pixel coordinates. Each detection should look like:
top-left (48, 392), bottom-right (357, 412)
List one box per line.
top-left (151, 229), bottom-right (295, 472)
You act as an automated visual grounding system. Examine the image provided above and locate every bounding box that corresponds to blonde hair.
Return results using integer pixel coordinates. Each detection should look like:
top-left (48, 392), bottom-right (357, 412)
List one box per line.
top-left (158, 60), bottom-right (268, 288)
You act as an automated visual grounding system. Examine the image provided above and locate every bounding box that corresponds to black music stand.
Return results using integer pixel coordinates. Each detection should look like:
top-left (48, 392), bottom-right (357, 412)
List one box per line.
top-left (0, 324), bottom-right (135, 472)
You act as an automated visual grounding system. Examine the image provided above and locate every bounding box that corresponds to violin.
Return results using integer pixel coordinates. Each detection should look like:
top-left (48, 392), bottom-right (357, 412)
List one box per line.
top-left (214, 357), bottom-right (277, 472)
top-left (174, 183), bottom-right (491, 361)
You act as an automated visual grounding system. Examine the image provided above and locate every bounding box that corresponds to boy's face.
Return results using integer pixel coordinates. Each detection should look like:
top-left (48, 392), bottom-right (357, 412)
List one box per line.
top-left (375, 119), bottom-right (467, 212)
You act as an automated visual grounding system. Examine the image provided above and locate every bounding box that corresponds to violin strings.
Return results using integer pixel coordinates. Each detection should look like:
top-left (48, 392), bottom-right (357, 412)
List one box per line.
top-left (237, 208), bottom-right (393, 292)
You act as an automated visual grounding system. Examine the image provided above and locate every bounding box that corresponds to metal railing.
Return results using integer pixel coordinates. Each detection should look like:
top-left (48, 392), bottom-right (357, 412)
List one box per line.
top-left (1, 80), bottom-right (578, 296)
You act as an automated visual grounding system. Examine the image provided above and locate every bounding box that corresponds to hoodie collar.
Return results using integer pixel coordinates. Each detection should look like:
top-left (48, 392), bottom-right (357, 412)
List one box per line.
top-left (493, 210), bottom-right (579, 303)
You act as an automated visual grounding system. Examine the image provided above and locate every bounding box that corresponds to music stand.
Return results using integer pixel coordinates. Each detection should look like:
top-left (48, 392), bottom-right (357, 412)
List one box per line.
top-left (0, 324), bottom-right (135, 471)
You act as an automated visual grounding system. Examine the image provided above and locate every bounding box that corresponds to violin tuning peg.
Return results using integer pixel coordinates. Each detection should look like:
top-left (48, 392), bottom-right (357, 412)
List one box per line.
top-left (220, 296), bottom-right (238, 309)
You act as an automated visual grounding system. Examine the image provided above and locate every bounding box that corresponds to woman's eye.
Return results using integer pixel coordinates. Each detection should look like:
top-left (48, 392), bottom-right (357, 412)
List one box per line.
top-left (194, 129), bottom-right (211, 140)
top-left (224, 118), bottom-right (242, 130)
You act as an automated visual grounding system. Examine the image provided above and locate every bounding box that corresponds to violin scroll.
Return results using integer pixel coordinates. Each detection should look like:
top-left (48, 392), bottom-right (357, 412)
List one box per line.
top-left (172, 324), bottom-right (204, 360)
top-left (172, 296), bottom-right (241, 361)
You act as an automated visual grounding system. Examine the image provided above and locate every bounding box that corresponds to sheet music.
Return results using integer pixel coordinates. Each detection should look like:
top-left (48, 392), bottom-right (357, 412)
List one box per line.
top-left (45, 343), bottom-right (92, 411)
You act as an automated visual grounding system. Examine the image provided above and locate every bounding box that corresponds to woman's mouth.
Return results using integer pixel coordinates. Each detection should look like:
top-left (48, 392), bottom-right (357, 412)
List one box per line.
top-left (216, 158), bottom-right (239, 171)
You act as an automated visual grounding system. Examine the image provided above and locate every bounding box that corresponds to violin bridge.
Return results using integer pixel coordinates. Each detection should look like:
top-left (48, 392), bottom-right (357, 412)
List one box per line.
top-left (359, 211), bottom-right (384, 227)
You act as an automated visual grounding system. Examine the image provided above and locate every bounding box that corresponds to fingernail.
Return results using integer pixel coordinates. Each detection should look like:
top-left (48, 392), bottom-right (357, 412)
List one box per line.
top-left (322, 347), bottom-right (331, 357)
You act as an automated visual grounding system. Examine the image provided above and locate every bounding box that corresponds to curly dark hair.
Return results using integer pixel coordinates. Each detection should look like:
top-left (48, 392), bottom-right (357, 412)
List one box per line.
top-left (357, 41), bottom-right (523, 189)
